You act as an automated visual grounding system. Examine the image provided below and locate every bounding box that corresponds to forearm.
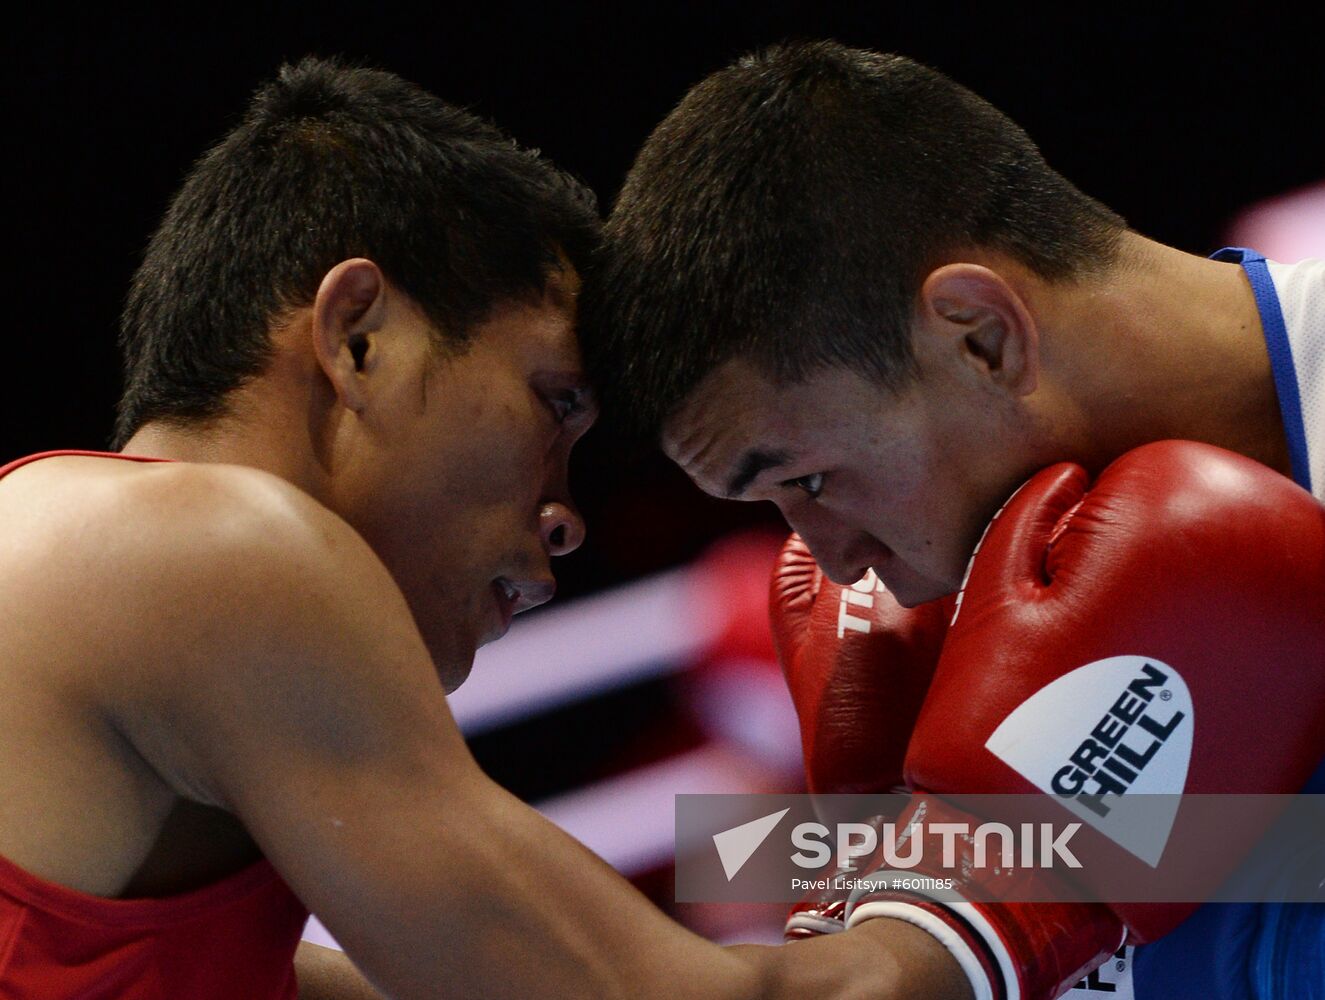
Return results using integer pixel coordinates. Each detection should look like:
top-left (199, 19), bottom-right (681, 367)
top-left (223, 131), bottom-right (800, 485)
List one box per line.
top-left (726, 918), bottom-right (973, 1000)
top-left (220, 673), bottom-right (965, 1000)
top-left (293, 836), bottom-right (967, 1000)
top-left (295, 942), bottom-right (384, 1000)
top-left (295, 898), bottom-right (967, 1000)
top-left (310, 785), bottom-right (966, 999)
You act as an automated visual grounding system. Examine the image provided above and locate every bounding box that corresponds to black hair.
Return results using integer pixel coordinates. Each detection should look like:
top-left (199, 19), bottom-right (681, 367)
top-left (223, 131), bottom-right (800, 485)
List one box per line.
top-left (116, 56), bottom-right (599, 446)
top-left (580, 41), bottom-right (1124, 440)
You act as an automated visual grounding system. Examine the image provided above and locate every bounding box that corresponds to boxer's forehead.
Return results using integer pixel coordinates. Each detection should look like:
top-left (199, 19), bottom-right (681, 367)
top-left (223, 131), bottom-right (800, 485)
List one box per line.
top-left (464, 265), bottom-right (585, 371)
top-left (662, 359), bottom-right (771, 495)
top-left (542, 260), bottom-right (580, 311)
top-left (661, 358), bottom-right (884, 499)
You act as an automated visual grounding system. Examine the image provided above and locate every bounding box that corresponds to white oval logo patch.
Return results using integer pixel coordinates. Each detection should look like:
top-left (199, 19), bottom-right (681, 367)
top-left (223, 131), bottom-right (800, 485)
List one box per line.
top-left (985, 655), bottom-right (1194, 866)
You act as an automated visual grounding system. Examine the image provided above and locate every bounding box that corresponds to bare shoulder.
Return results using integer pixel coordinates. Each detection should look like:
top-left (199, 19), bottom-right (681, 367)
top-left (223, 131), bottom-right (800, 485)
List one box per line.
top-left (0, 456), bottom-right (444, 801)
top-left (0, 456), bottom-right (394, 625)
top-left (0, 455), bottom-right (365, 569)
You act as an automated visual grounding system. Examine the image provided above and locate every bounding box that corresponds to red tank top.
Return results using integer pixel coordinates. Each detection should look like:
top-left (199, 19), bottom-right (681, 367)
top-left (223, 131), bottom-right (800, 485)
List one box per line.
top-left (0, 451), bottom-right (310, 998)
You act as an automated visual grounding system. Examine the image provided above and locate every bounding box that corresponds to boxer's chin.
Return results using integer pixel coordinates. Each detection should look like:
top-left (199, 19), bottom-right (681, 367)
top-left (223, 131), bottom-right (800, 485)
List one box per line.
top-left (889, 582), bottom-right (953, 609)
top-left (438, 658), bottom-right (474, 695)
top-left (425, 630), bottom-right (479, 693)
top-left (875, 559), bottom-right (958, 608)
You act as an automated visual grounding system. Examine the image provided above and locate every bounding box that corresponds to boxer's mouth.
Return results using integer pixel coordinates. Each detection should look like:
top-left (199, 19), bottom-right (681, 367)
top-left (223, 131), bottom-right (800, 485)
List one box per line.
top-left (493, 577), bottom-right (556, 630)
top-left (492, 579), bottom-right (519, 634)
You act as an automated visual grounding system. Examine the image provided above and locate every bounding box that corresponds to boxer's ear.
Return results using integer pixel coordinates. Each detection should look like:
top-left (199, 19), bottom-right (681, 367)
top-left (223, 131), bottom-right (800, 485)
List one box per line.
top-left (913, 263), bottom-right (1040, 398)
top-left (310, 258), bottom-right (388, 413)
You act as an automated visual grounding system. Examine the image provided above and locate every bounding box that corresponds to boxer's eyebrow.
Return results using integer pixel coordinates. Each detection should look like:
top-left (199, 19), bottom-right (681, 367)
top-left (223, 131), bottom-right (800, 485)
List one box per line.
top-left (725, 448), bottom-right (791, 498)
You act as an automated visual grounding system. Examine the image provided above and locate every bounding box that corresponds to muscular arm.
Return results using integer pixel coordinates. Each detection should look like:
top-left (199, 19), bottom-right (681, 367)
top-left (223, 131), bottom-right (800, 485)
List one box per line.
top-left (91, 464), bottom-right (965, 999)
top-left (290, 922), bottom-right (968, 1000)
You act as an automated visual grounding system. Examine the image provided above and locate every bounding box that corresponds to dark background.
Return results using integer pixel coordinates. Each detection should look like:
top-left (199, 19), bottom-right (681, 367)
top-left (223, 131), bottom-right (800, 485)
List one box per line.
top-left (6, 3), bottom-right (1323, 599)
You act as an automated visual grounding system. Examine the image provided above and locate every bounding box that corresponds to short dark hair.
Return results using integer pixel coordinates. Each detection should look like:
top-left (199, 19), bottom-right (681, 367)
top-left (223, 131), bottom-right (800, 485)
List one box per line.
top-left (116, 56), bottom-right (599, 446)
top-left (580, 41), bottom-right (1125, 440)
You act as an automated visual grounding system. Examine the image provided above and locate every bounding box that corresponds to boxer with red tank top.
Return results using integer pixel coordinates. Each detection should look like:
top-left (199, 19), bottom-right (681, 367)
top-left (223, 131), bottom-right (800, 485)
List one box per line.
top-left (0, 56), bottom-right (975, 1000)
top-left (0, 452), bottom-right (308, 999)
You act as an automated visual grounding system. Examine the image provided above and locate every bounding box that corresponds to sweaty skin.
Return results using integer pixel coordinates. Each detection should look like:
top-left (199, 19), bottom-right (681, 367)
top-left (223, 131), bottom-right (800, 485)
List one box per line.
top-left (0, 259), bottom-right (971, 999)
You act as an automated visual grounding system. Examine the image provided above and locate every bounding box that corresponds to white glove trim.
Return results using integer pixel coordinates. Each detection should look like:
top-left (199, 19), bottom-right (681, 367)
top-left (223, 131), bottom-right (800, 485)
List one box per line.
top-left (784, 911), bottom-right (846, 937)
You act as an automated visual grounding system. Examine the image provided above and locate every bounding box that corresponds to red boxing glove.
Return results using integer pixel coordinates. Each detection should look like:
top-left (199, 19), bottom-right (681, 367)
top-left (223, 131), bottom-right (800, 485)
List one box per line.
top-left (771, 533), bottom-right (950, 796)
top-left (771, 534), bottom-right (950, 939)
top-left (847, 442), bottom-right (1325, 1000)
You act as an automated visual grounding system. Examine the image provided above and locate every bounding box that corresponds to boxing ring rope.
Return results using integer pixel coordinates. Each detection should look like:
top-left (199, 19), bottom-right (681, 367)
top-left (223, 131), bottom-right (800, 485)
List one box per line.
top-left (447, 566), bottom-right (728, 735)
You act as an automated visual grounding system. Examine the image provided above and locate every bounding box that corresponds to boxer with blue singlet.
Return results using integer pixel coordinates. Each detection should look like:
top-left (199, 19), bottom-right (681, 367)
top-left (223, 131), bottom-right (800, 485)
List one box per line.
top-left (582, 40), bottom-right (1325, 999)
